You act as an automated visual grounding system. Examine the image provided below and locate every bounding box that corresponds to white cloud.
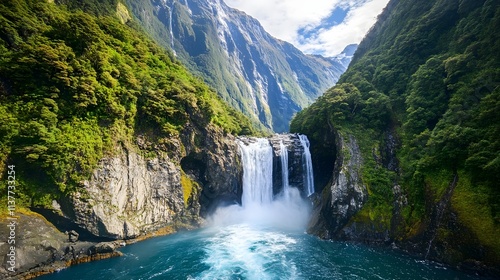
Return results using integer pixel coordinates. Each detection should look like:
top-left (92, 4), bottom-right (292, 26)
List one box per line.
top-left (225, 0), bottom-right (390, 56)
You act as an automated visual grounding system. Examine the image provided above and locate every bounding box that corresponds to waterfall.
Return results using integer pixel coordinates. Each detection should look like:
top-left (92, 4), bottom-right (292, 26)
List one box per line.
top-left (166, 5), bottom-right (177, 56)
top-left (237, 138), bottom-right (273, 207)
top-left (183, 0), bottom-right (192, 14)
top-left (299, 134), bottom-right (315, 197)
top-left (211, 135), bottom-right (311, 230)
top-left (279, 140), bottom-right (291, 200)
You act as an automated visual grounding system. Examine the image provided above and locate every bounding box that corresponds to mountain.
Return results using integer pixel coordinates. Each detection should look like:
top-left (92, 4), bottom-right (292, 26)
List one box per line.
top-left (125, 0), bottom-right (349, 132)
top-left (291, 0), bottom-right (500, 273)
top-left (0, 0), bottom-right (268, 275)
top-left (328, 43), bottom-right (358, 69)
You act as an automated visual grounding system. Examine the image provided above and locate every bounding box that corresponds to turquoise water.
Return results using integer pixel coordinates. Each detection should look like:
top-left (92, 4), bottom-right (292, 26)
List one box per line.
top-left (40, 139), bottom-right (484, 280)
top-left (40, 223), bottom-right (481, 280)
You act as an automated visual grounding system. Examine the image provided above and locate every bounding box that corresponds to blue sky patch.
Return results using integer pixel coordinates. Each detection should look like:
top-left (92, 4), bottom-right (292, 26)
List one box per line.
top-left (297, 7), bottom-right (349, 44)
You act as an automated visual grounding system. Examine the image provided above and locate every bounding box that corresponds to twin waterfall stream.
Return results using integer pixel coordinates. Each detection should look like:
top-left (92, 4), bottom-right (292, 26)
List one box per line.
top-left (238, 135), bottom-right (314, 208)
top-left (210, 134), bottom-right (313, 232)
top-left (41, 135), bottom-right (481, 280)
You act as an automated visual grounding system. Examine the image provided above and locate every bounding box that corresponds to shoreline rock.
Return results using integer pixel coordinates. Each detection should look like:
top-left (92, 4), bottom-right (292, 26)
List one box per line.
top-left (0, 212), bottom-right (179, 279)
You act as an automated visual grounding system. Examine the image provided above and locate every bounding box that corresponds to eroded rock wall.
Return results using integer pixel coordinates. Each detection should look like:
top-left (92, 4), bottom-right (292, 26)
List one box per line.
top-left (57, 124), bottom-right (243, 240)
top-left (307, 131), bottom-right (367, 239)
top-left (68, 147), bottom-right (184, 239)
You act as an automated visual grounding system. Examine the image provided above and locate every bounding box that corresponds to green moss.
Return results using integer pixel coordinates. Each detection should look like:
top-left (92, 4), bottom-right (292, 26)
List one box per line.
top-left (452, 171), bottom-right (500, 262)
top-left (425, 170), bottom-right (455, 203)
top-left (351, 203), bottom-right (391, 231)
top-left (180, 172), bottom-right (198, 207)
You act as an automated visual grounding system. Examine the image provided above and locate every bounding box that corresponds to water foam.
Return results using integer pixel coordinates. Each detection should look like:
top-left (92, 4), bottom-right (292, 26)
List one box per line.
top-left (199, 224), bottom-right (299, 280)
top-left (208, 137), bottom-right (311, 231)
top-left (202, 136), bottom-right (311, 279)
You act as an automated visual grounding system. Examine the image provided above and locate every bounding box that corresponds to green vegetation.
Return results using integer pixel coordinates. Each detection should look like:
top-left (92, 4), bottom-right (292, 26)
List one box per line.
top-left (125, 0), bottom-right (339, 132)
top-left (0, 0), bottom-right (256, 207)
top-left (181, 172), bottom-right (198, 207)
top-left (452, 171), bottom-right (500, 262)
top-left (291, 0), bottom-right (499, 255)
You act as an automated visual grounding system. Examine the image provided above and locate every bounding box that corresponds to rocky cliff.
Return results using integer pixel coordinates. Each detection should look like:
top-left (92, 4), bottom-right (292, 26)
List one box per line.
top-left (53, 124), bottom-right (243, 240)
top-left (66, 147), bottom-right (185, 239)
top-left (307, 131), bottom-right (367, 240)
top-left (126, 0), bottom-right (350, 132)
top-left (291, 0), bottom-right (500, 275)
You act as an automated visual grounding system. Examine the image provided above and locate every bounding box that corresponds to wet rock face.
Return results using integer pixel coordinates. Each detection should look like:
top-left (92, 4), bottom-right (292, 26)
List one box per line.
top-left (181, 125), bottom-right (243, 217)
top-left (198, 137), bottom-right (243, 216)
top-left (308, 132), bottom-right (367, 239)
top-left (268, 134), bottom-right (308, 197)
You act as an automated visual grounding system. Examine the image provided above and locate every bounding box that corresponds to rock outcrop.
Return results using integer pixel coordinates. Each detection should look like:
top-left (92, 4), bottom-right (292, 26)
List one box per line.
top-left (307, 131), bottom-right (367, 239)
top-left (65, 146), bottom-right (185, 240)
top-left (181, 124), bottom-right (243, 216)
top-left (0, 213), bottom-right (121, 279)
top-left (51, 124), bottom-right (243, 240)
top-left (303, 127), bottom-right (500, 276)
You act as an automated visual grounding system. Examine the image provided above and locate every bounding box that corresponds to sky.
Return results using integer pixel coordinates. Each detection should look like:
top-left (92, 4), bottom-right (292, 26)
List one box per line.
top-left (224, 0), bottom-right (391, 56)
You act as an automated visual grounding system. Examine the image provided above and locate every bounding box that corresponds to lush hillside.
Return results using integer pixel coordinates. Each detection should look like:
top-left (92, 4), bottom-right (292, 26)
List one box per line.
top-left (125, 0), bottom-right (348, 132)
top-left (291, 0), bottom-right (500, 270)
top-left (0, 0), bottom-right (256, 209)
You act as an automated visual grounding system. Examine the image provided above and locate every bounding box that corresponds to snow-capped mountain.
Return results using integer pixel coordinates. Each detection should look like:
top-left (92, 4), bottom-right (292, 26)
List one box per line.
top-left (329, 44), bottom-right (358, 69)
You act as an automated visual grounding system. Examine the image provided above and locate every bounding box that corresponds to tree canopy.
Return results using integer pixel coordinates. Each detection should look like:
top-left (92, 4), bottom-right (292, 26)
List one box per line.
top-left (0, 0), bottom-right (256, 207)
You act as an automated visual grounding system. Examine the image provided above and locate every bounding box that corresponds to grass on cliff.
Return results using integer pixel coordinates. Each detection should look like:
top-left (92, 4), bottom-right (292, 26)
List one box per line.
top-left (452, 171), bottom-right (500, 263)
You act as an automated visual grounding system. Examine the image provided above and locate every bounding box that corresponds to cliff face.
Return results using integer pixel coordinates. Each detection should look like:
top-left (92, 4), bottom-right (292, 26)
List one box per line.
top-left (56, 124), bottom-right (243, 240)
top-left (67, 147), bottom-right (185, 239)
top-left (307, 131), bottom-right (367, 239)
top-left (291, 0), bottom-right (500, 274)
top-left (180, 124), bottom-right (243, 216)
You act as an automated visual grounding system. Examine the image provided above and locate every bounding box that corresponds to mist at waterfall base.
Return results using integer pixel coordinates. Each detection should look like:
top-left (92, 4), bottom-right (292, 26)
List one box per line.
top-left (40, 136), bottom-right (483, 280)
top-left (208, 137), bottom-right (311, 232)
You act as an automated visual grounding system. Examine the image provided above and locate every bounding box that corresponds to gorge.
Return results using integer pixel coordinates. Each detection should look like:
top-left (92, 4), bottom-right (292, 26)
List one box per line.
top-left (125, 0), bottom-right (351, 132)
top-left (37, 134), bottom-right (482, 280)
top-left (0, 0), bottom-right (499, 278)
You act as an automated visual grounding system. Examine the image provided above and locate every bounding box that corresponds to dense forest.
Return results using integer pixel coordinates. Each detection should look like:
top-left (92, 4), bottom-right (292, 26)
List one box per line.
top-left (0, 0), bottom-right (256, 209)
top-left (291, 0), bottom-right (499, 266)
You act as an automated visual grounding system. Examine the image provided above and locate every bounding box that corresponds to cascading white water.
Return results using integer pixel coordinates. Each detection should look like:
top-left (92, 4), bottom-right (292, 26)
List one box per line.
top-left (279, 140), bottom-right (291, 201)
top-left (167, 5), bottom-right (177, 56)
top-left (210, 136), bottom-right (310, 231)
top-left (299, 134), bottom-right (315, 197)
top-left (237, 138), bottom-right (273, 207)
top-left (183, 0), bottom-right (192, 14)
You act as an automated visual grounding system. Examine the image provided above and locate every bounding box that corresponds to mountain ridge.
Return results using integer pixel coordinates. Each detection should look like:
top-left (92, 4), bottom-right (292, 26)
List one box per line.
top-left (291, 0), bottom-right (500, 273)
top-left (126, 0), bottom-right (351, 132)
